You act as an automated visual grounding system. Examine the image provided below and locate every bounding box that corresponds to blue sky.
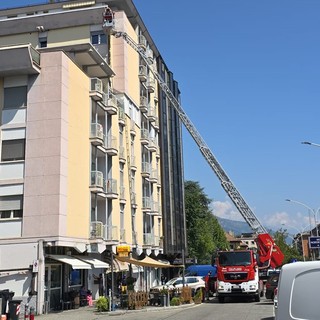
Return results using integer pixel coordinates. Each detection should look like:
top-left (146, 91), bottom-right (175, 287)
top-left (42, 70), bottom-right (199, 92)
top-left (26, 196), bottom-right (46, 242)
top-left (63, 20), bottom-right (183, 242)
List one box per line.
top-left (1, 1), bottom-right (320, 234)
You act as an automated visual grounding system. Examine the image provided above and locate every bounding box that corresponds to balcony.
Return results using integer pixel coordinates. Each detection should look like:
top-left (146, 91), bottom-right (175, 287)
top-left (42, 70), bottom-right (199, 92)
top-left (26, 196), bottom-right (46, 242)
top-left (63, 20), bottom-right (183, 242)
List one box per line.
top-left (142, 196), bottom-right (151, 211)
top-left (90, 123), bottom-right (104, 146)
top-left (143, 233), bottom-right (155, 246)
top-left (90, 221), bottom-right (104, 239)
top-left (132, 231), bottom-right (138, 245)
top-left (105, 178), bottom-right (118, 199)
top-left (139, 96), bottom-right (148, 113)
top-left (130, 155), bottom-right (137, 171)
top-left (146, 77), bottom-right (155, 93)
top-left (138, 65), bottom-right (147, 82)
top-left (90, 78), bottom-right (103, 101)
top-left (130, 120), bottom-right (136, 136)
top-left (147, 138), bottom-right (158, 153)
top-left (146, 48), bottom-right (153, 64)
top-left (118, 106), bottom-right (126, 126)
top-left (147, 106), bottom-right (156, 122)
top-left (119, 186), bottom-right (126, 203)
top-left (104, 134), bottom-right (118, 156)
top-left (104, 225), bottom-right (118, 242)
top-left (140, 128), bottom-right (149, 145)
top-left (119, 146), bottom-right (126, 163)
top-left (90, 171), bottom-right (104, 193)
top-left (138, 35), bottom-right (147, 50)
top-left (154, 117), bottom-right (160, 131)
top-left (120, 228), bottom-right (126, 243)
top-left (101, 93), bottom-right (118, 115)
top-left (149, 169), bottom-right (158, 184)
top-left (141, 162), bottom-right (151, 178)
top-left (150, 201), bottom-right (160, 215)
top-left (130, 192), bottom-right (138, 208)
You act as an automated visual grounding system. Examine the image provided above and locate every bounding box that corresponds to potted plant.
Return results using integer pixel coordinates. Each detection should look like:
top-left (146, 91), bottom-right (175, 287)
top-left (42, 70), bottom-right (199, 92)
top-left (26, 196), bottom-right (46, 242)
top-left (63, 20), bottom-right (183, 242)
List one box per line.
top-left (159, 287), bottom-right (169, 306)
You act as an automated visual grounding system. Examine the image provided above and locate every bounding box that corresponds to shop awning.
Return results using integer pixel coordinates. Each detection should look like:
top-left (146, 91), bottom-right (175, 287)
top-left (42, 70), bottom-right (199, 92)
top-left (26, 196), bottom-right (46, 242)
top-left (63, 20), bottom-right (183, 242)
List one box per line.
top-left (74, 256), bottom-right (109, 269)
top-left (116, 255), bottom-right (176, 268)
top-left (47, 255), bottom-right (91, 269)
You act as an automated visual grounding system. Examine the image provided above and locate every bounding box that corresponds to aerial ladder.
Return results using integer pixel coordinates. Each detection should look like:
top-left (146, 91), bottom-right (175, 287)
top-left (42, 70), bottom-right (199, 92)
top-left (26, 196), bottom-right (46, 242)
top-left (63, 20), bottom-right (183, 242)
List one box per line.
top-left (102, 7), bottom-right (284, 268)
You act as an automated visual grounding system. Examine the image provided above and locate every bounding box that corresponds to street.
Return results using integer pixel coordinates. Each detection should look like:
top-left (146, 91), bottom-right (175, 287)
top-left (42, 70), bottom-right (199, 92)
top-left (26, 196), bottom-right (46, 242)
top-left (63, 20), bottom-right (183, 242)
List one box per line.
top-left (36, 296), bottom-right (275, 320)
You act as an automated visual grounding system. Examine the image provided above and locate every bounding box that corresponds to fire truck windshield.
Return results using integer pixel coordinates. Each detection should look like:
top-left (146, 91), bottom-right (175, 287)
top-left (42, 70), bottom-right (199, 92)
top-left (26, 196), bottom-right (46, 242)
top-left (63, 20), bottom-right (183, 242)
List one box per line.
top-left (218, 251), bottom-right (252, 266)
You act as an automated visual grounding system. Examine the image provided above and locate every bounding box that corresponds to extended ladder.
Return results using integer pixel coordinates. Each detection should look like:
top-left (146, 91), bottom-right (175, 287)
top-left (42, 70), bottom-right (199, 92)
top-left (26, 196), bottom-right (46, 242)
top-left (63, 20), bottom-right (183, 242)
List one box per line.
top-left (111, 30), bottom-right (267, 234)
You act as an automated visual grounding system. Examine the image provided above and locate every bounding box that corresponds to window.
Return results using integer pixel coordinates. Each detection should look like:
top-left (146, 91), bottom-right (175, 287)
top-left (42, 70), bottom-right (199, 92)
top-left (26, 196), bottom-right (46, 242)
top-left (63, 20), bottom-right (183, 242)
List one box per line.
top-left (1, 139), bottom-right (25, 161)
top-left (91, 32), bottom-right (107, 45)
top-left (4, 86), bottom-right (27, 109)
top-left (0, 195), bottom-right (23, 219)
top-left (39, 37), bottom-right (47, 48)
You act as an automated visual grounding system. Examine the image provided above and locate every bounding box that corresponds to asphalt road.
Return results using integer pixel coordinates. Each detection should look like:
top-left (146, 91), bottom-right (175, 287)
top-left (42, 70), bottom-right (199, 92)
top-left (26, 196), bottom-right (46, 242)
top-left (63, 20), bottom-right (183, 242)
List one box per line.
top-left (111, 297), bottom-right (275, 320)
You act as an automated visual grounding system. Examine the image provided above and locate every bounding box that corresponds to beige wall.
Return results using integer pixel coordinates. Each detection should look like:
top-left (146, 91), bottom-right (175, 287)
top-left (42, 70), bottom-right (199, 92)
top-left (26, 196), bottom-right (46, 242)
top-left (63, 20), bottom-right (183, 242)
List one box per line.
top-left (66, 58), bottom-right (90, 238)
top-left (23, 51), bottom-right (90, 239)
top-left (23, 51), bottom-right (69, 237)
top-left (0, 33), bottom-right (39, 47)
top-left (112, 11), bottom-right (140, 105)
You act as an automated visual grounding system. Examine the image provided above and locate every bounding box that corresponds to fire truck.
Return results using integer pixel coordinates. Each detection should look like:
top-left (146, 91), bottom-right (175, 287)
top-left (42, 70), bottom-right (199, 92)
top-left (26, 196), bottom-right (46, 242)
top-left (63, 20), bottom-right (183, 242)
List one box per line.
top-left (215, 233), bottom-right (283, 302)
top-left (102, 7), bottom-right (284, 301)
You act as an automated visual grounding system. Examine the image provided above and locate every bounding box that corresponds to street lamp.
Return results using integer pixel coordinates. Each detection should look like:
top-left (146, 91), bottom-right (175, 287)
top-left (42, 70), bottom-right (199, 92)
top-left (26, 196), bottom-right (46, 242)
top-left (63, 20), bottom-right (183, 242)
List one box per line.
top-left (285, 199), bottom-right (320, 236)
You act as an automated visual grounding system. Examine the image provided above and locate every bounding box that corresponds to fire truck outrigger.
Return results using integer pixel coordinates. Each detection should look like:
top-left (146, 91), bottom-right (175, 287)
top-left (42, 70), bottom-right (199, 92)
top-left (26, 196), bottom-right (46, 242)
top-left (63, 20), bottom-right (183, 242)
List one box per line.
top-left (102, 7), bottom-right (284, 302)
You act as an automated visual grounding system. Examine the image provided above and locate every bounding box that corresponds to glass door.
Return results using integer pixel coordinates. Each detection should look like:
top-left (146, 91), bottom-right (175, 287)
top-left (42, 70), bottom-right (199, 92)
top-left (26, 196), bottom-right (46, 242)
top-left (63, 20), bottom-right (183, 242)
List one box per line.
top-left (44, 264), bottom-right (62, 311)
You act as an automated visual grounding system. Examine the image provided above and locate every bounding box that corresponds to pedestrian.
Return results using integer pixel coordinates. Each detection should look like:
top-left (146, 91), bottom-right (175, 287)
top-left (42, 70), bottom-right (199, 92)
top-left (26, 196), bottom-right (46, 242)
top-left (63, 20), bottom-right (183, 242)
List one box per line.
top-left (204, 271), bottom-right (212, 301)
top-left (161, 273), bottom-right (166, 285)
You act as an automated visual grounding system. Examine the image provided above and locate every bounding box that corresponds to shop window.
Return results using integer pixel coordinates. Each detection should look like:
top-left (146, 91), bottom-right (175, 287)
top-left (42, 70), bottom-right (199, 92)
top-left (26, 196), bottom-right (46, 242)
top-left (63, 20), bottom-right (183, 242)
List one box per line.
top-left (69, 269), bottom-right (83, 287)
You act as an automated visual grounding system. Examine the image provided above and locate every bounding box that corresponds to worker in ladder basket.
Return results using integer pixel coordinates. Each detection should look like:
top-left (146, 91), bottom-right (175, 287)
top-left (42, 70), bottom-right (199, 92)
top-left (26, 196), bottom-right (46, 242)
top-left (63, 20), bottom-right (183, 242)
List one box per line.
top-left (103, 6), bottom-right (114, 29)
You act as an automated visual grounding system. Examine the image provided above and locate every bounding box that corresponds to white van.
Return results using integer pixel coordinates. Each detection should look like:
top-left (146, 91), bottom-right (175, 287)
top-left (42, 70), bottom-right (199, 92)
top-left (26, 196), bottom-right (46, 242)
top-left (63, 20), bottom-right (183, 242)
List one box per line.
top-left (274, 261), bottom-right (320, 320)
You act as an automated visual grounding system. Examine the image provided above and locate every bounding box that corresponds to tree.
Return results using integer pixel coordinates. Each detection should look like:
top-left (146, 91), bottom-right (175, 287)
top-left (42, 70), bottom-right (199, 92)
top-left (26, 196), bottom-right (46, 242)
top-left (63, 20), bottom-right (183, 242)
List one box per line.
top-left (273, 228), bottom-right (303, 264)
top-left (185, 180), bottom-right (229, 264)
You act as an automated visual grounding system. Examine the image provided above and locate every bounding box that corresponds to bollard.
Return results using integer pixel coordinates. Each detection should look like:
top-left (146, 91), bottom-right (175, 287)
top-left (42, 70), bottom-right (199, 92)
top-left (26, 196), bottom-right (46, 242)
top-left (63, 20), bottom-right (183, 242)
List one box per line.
top-left (29, 307), bottom-right (35, 320)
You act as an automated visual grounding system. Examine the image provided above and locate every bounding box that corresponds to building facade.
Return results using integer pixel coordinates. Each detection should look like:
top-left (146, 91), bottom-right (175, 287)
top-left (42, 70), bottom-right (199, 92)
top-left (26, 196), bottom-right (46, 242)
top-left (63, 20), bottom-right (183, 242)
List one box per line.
top-left (0, 0), bottom-right (185, 314)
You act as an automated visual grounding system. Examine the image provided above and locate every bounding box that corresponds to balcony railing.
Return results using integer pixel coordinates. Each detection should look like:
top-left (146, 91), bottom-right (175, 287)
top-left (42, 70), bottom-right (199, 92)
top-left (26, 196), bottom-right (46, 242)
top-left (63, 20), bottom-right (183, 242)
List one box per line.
top-left (118, 106), bottom-right (126, 125)
top-left (139, 96), bottom-right (148, 113)
top-left (104, 224), bottom-right (118, 241)
top-left (146, 77), bottom-right (155, 93)
top-left (138, 65), bottom-right (147, 82)
top-left (143, 233), bottom-right (155, 246)
top-left (120, 228), bottom-right (126, 243)
top-left (91, 171), bottom-right (104, 188)
top-left (119, 146), bottom-right (126, 162)
top-left (141, 162), bottom-right (151, 177)
top-left (147, 138), bottom-right (158, 153)
top-left (130, 120), bottom-right (136, 135)
top-left (149, 169), bottom-right (158, 183)
top-left (147, 106), bottom-right (156, 122)
top-left (102, 93), bottom-right (118, 115)
top-left (138, 35), bottom-right (147, 50)
top-left (90, 78), bottom-right (103, 101)
top-left (130, 155), bottom-right (137, 171)
top-left (119, 186), bottom-right (125, 200)
top-left (90, 221), bottom-right (104, 239)
top-left (90, 222), bottom-right (119, 241)
top-left (140, 128), bottom-right (149, 145)
top-left (90, 123), bottom-right (104, 146)
top-left (130, 192), bottom-right (138, 208)
top-left (104, 134), bottom-right (118, 155)
top-left (142, 196), bottom-right (151, 210)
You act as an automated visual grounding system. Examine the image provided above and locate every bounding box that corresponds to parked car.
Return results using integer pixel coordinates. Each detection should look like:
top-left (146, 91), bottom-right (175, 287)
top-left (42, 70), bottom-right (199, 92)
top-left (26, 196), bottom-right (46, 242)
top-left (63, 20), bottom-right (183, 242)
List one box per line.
top-left (150, 276), bottom-right (205, 293)
top-left (274, 261), bottom-right (320, 320)
top-left (265, 273), bottom-right (279, 300)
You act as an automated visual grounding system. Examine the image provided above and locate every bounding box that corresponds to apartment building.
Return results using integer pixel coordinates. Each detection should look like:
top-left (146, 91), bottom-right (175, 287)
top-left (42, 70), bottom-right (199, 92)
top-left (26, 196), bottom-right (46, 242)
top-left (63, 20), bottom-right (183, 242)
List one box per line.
top-left (0, 0), bottom-right (186, 314)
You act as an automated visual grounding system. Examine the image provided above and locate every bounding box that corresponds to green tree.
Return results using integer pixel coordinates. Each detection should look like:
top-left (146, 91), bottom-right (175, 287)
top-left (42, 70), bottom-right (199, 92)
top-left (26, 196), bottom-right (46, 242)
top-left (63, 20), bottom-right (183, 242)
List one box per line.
top-left (273, 228), bottom-right (303, 264)
top-left (185, 180), bottom-right (228, 264)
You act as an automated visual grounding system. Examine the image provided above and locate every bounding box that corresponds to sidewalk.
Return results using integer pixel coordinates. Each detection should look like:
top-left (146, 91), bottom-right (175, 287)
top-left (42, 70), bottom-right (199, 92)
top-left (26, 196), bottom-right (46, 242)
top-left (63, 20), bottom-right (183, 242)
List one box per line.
top-left (34, 303), bottom-right (199, 320)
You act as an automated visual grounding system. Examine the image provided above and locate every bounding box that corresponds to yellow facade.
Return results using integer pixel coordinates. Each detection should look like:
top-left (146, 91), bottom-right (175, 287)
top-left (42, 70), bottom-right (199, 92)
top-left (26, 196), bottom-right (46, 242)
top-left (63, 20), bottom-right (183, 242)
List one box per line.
top-left (67, 59), bottom-right (91, 238)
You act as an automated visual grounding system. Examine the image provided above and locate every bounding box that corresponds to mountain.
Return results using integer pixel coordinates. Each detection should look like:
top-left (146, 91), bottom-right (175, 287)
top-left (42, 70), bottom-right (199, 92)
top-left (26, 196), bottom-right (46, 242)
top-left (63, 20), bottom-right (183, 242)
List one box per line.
top-left (216, 216), bottom-right (252, 236)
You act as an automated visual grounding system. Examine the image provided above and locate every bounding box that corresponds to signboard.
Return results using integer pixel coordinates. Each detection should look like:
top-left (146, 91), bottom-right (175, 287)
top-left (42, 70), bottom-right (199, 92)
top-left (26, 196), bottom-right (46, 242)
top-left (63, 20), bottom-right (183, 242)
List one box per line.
top-left (308, 236), bottom-right (320, 249)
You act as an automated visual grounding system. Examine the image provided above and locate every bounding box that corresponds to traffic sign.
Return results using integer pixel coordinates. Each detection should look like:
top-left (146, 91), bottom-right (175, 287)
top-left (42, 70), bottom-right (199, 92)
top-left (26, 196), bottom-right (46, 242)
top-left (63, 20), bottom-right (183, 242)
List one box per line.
top-left (308, 236), bottom-right (320, 248)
